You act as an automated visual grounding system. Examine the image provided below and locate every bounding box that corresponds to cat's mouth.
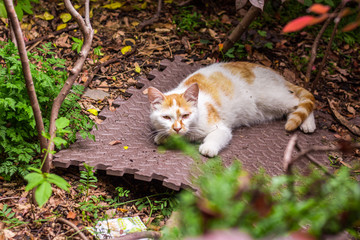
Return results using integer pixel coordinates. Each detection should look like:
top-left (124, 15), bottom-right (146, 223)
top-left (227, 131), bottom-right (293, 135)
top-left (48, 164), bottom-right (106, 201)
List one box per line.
top-left (169, 128), bottom-right (187, 136)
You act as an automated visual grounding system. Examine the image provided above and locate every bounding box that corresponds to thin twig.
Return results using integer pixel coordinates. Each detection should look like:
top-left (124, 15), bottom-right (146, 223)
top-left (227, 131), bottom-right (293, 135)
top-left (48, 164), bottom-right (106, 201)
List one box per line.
top-left (45, 0), bottom-right (94, 172)
top-left (305, 17), bottom-right (332, 88)
top-left (283, 134), bottom-right (298, 174)
top-left (112, 231), bottom-right (161, 240)
top-left (327, 98), bottom-right (360, 136)
top-left (83, 45), bottom-right (136, 90)
top-left (83, 58), bottom-right (121, 89)
top-left (0, 197), bottom-right (20, 201)
top-left (55, 218), bottom-right (89, 240)
top-left (138, 0), bottom-right (163, 30)
top-left (311, 4), bottom-right (345, 91)
top-left (295, 143), bottom-right (333, 177)
top-left (25, 24), bottom-right (78, 47)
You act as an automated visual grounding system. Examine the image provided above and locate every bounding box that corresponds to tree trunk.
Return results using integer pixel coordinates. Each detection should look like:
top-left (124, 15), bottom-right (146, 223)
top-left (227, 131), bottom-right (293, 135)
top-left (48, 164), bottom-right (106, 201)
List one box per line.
top-left (4, 0), bottom-right (47, 152)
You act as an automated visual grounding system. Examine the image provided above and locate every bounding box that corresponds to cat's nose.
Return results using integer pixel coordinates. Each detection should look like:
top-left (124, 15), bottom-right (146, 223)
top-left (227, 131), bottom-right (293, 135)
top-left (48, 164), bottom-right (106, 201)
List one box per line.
top-left (173, 127), bottom-right (181, 133)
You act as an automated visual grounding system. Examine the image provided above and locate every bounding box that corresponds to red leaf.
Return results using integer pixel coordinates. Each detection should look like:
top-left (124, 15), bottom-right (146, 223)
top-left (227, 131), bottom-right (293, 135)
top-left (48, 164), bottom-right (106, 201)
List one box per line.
top-left (342, 21), bottom-right (360, 32)
top-left (310, 13), bottom-right (329, 26)
top-left (308, 3), bottom-right (330, 14)
top-left (282, 16), bottom-right (315, 33)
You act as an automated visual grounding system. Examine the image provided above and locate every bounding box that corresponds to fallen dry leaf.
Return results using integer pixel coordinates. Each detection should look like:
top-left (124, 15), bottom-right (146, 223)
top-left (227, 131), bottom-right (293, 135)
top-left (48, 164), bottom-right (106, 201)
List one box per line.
top-left (109, 140), bottom-right (122, 145)
top-left (67, 211), bottom-right (76, 219)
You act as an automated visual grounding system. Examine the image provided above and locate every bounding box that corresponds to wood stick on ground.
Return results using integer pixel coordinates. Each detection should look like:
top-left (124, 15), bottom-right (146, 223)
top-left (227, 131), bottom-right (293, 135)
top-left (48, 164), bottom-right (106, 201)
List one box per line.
top-left (55, 218), bottom-right (89, 240)
top-left (222, 5), bottom-right (261, 53)
top-left (283, 134), bottom-right (298, 174)
top-left (113, 231), bottom-right (161, 240)
top-left (328, 99), bottom-right (360, 136)
top-left (295, 143), bottom-right (333, 177)
top-left (83, 58), bottom-right (121, 89)
top-left (138, 0), bottom-right (162, 31)
top-left (25, 24), bottom-right (78, 47)
top-left (83, 44), bottom-right (136, 90)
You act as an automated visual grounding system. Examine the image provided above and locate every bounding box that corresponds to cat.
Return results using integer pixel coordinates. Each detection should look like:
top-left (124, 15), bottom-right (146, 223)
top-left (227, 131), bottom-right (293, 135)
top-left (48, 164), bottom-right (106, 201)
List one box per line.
top-left (147, 62), bottom-right (316, 157)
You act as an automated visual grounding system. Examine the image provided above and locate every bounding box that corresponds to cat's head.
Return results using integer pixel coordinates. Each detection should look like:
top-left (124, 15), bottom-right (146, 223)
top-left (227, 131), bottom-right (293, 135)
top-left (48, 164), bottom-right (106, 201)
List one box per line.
top-left (147, 83), bottom-right (199, 138)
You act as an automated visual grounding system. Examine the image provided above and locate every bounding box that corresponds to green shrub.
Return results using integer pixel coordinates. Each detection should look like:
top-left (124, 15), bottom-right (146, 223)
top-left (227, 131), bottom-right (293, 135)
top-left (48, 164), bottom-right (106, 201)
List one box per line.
top-left (0, 41), bottom-right (95, 180)
top-left (161, 136), bottom-right (360, 239)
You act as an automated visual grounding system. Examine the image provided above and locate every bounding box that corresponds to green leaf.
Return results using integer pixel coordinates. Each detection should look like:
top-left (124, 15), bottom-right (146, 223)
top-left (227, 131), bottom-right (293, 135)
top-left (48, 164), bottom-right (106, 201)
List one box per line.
top-left (41, 131), bottom-right (51, 140)
top-left (53, 137), bottom-right (67, 147)
top-left (55, 117), bottom-right (70, 130)
top-left (0, 1), bottom-right (8, 18)
top-left (304, 0), bottom-right (312, 6)
top-left (14, 4), bottom-right (24, 21)
top-left (27, 167), bottom-right (43, 173)
top-left (47, 173), bottom-right (70, 191)
top-left (24, 172), bottom-right (44, 191)
top-left (35, 181), bottom-right (52, 207)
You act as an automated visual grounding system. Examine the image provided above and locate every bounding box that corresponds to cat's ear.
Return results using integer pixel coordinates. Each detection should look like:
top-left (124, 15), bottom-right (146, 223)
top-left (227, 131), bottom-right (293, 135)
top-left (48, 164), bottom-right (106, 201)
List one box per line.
top-left (147, 87), bottom-right (165, 108)
top-left (184, 83), bottom-right (199, 104)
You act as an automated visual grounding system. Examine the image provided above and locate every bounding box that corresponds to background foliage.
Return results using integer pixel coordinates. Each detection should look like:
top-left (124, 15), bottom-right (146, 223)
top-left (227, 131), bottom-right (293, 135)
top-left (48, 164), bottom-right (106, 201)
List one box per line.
top-left (0, 41), bottom-right (95, 180)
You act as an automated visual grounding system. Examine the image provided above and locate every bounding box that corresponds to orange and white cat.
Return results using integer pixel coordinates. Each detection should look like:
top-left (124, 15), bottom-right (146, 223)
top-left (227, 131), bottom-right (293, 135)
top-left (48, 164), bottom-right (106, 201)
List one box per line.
top-left (147, 62), bottom-right (316, 157)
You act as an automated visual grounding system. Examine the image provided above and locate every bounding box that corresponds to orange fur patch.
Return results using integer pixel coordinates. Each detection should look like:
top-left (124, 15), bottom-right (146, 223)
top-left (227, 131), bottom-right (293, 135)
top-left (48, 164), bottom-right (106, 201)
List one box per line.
top-left (162, 93), bottom-right (192, 111)
top-left (299, 101), bottom-right (314, 113)
top-left (284, 81), bottom-right (316, 131)
top-left (184, 72), bottom-right (233, 106)
top-left (223, 62), bottom-right (255, 84)
top-left (206, 103), bottom-right (220, 124)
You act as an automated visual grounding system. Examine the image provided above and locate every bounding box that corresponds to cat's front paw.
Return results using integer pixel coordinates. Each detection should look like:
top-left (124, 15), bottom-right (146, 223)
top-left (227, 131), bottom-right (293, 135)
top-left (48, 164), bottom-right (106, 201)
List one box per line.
top-left (199, 142), bottom-right (219, 157)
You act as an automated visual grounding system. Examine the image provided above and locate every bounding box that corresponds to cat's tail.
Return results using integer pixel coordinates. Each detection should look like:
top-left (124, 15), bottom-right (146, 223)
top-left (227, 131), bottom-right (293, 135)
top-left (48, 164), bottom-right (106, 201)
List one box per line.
top-left (284, 82), bottom-right (315, 132)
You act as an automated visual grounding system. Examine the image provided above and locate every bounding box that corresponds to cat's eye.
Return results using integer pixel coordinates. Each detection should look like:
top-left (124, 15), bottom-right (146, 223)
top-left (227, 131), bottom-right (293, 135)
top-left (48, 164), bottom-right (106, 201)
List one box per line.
top-left (162, 115), bottom-right (171, 120)
top-left (182, 113), bottom-right (190, 119)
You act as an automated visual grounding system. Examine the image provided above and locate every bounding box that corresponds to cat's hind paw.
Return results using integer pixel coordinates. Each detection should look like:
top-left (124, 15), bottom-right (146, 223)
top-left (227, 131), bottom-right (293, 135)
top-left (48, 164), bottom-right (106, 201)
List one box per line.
top-left (199, 143), bottom-right (219, 157)
top-left (300, 112), bottom-right (316, 133)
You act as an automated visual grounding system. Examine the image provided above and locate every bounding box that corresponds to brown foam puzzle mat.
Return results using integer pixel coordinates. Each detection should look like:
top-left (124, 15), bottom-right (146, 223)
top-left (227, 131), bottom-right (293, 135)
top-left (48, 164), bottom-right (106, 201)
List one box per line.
top-left (54, 56), bottom-right (336, 191)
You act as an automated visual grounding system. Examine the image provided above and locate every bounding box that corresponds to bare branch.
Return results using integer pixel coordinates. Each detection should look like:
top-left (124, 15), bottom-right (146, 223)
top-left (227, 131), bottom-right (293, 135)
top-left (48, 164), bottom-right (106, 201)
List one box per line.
top-left (311, 3), bottom-right (345, 91)
top-left (56, 218), bottom-right (89, 240)
top-left (3, 0), bottom-right (47, 152)
top-left (138, 0), bottom-right (163, 31)
top-left (25, 24), bottom-right (78, 47)
top-left (112, 231), bottom-right (161, 240)
top-left (328, 99), bottom-right (360, 136)
top-left (43, 0), bottom-right (94, 173)
top-left (222, 5), bottom-right (261, 53)
top-left (295, 143), bottom-right (333, 177)
top-left (304, 17), bottom-right (332, 88)
top-left (283, 134), bottom-right (298, 173)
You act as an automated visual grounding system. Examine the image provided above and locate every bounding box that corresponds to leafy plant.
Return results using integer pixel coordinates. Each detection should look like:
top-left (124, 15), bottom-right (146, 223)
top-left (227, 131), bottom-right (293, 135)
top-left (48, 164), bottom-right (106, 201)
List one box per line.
top-left (0, 41), bottom-right (95, 180)
top-left (173, 6), bottom-right (204, 33)
top-left (114, 187), bottom-right (130, 201)
top-left (72, 37), bottom-right (83, 54)
top-left (161, 137), bottom-right (360, 239)
top-left (136, 193), bottom-right (178, 218)
top-left (0, 0), bottom-right (39, 20)
top-left (222, 43), bottom-right (247, 59)
top-left (94, 46), bottom-right (104, 57)
top-left (24, 117), bottom-right (71, 208)
top-left (0, 204), bottom-right (28, 228)
top-left (77, 163), bottom-right (98, 198)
